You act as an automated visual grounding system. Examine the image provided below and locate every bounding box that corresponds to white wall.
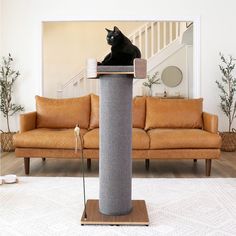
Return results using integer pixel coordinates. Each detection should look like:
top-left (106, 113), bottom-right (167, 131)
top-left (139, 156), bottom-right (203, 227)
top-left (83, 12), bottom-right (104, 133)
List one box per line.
top-left (0, 0), bottom-right (4, 130)
top-left (0, 0), bottom-right (2, 57)
top-left (187, 46), bottom-right (194, 98)
top-left (134, 46), bottom-right (189, 98)
top-left (1, 0), bottom-right (236, 132)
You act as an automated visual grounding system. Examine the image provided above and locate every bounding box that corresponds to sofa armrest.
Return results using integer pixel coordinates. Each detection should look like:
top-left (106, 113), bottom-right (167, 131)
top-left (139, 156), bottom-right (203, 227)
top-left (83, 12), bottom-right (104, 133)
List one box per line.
top-left (20, 111), bottom-right (37, 133)
top-left (203, 112), bottom-right (218, 134)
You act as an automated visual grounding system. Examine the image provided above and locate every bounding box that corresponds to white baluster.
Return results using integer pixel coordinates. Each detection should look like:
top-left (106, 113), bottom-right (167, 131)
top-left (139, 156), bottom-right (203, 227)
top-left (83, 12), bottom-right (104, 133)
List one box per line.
top-left (151, 22), bottom-right (154, 56)
top-left (145, 25), bottom-right (148, 59)
top-left (133, 35), bottom-right (136, 46)
top-left (163, 22), bottom-right (167, 48)
top-left (157, 22), bottom-right (161, 52)
top-left (176, 22), bottom-right (179, 38)
top-left (169, 22), bottom-right (173, 43)
top-left (139, 30), bottom-right (142, 55)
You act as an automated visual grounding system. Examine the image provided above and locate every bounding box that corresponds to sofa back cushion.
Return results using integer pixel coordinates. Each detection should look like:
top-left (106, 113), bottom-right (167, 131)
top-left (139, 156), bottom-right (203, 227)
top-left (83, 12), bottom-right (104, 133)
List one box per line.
top-left (89, 95), bottom-right (146, 129)
top-left (36, 95), bottom-right (91, 129)
top-left (89, 94), bottom-right (99, 129)
top-left (132, 96), bottom-right (146, 128)
top-left (145, 97), bottom-right (203, 130)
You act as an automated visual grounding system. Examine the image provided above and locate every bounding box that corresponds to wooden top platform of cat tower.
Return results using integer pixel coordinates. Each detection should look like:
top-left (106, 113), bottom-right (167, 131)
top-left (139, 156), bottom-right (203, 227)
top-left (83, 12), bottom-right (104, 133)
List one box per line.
top-left (87, 59), bottom-right (147, 79)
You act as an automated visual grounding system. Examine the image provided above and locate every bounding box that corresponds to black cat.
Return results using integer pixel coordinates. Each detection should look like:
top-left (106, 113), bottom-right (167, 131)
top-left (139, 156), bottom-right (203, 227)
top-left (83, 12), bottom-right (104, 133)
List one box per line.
top-left (99, 26), bottom-right (141, 66)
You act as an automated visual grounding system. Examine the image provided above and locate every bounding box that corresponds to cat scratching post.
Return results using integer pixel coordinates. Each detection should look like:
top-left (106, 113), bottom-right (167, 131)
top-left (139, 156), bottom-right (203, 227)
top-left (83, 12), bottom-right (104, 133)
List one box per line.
top-left (81, 59), bottom-right (149, 226)
top-left (100, 73), bottom-right (133, 215)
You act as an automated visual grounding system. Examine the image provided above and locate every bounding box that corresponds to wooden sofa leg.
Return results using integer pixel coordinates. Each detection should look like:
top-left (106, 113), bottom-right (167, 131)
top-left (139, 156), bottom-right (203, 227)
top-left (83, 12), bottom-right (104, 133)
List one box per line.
top-left (87, 159), bottom-right (91, 170)
top-left (145, 159), bottom-right (150, 170)
top-left (194, 159), bottom-right (197, 163)
top-left (24, 158), bottom-right (30, 175)
top-left (42, 158), bottom-right (46, 161)
top-left (205, 159), bottom-right (212, 177)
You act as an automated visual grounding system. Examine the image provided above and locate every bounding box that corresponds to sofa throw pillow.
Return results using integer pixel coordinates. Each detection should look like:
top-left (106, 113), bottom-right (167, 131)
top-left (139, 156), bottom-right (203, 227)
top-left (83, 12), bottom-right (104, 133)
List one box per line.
top-left (89, 95), bottom-right (146, 129)
top-left (36, 95), bottom-right (91, 129)
top-left (145, 97), bottom-right (203, 130)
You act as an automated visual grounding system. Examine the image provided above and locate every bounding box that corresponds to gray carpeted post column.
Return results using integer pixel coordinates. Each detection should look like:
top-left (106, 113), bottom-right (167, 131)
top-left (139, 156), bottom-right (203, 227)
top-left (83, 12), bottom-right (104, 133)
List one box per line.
top-left (99, 74), bottom-right (133, 216)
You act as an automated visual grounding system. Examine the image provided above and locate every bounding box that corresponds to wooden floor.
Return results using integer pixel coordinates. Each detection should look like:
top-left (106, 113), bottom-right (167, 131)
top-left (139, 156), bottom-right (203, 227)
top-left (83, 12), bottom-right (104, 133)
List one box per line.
top-left (1, 151), bottom-right (236, 177)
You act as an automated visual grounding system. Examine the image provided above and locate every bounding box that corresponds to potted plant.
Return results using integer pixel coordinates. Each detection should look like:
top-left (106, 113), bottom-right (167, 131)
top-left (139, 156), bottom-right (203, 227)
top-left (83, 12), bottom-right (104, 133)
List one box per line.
top-left (0, 54), bottom-right (24, 152)
top-left (216, 53), bottom-right (236, 151)
top-left (143, 71), bottom-right (161, 96)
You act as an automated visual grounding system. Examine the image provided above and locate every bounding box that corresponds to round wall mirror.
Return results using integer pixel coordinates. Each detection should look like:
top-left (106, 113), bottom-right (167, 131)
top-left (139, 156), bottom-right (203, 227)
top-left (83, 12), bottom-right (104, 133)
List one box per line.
top-left (161, 66), bottom-right (183, 87)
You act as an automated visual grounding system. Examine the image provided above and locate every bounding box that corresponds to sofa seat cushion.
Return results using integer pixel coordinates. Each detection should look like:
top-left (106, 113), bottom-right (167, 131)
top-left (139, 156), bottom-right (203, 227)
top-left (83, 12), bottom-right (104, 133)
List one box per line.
top-left (148, 128), bottom-right (221, 149)
top-left (83, 128), bottom-right (99, 149)
top-left (13, 128), bottom-right (87, 149)
top-left (83, 128), bottom-right (150, 149)
top-left (132, 128), bottom-right (150, 149)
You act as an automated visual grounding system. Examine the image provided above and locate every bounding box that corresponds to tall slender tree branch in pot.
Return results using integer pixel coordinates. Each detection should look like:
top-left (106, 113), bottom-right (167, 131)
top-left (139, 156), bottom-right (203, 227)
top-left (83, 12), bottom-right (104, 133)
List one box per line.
top-left (0, 54), bottom-right (24, 133)
top-left (216, 53), bottom-right (236, 132)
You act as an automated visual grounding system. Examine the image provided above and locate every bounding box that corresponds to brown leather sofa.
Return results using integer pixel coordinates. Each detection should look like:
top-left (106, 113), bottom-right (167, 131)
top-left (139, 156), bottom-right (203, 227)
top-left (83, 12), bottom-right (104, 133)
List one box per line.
top-left (13, 94), bottom-right (221, 176)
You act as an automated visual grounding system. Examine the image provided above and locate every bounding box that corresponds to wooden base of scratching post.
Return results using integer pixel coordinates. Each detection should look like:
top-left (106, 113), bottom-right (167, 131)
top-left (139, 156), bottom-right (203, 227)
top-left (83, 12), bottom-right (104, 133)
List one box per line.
top-left (81, 199), bottom-right (149, 226)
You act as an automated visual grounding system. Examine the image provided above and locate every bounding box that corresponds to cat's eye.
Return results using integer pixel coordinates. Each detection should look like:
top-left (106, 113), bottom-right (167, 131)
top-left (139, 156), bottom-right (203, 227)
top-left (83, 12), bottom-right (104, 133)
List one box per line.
top-left (111, 36), bottom-right (114, 40)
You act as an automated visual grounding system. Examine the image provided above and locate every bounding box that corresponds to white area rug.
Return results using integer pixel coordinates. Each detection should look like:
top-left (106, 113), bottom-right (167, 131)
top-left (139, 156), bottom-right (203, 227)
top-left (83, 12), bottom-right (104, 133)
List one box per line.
top-left (1, 177), bottom-right (236, 236)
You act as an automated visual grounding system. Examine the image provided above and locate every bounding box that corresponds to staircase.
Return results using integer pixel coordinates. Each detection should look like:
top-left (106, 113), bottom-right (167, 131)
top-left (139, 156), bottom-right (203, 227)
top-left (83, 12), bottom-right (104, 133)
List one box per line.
top-left (57, 22), bottom-right (188, 98)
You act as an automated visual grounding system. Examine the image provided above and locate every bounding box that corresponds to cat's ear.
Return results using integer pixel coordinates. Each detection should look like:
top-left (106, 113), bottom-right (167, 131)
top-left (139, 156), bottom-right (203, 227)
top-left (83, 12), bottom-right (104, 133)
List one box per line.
top-left (113, 26), bottom-right (120, 32)
top-left (105, 28), bottom-right (111, 33)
